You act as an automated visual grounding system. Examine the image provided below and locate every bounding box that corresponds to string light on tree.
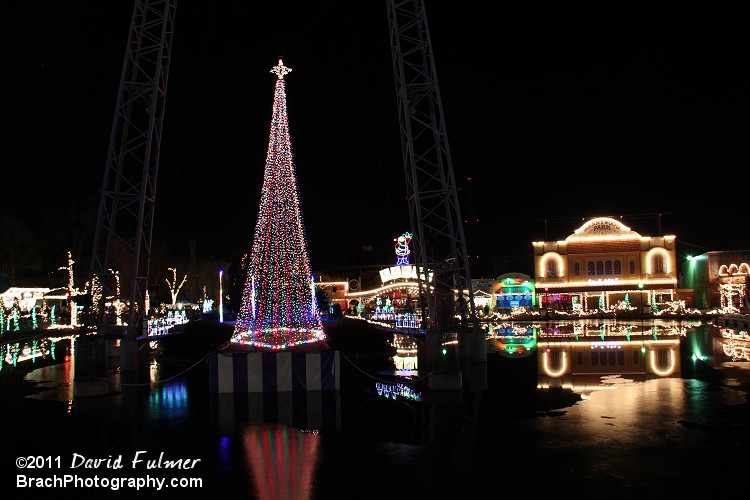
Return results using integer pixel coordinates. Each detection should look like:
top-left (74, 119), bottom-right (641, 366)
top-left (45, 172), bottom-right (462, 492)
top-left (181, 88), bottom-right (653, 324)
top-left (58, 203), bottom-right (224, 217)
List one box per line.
top-left (166, 268), bottom-right (188, 306)
top-left (58, 251), bottom-right (80, 296)
top-left (58, 251), bottom-right (82, 325)
top-left (108, 269), bottom-right (124, 325)
top-left (12, 305), bottom-right (19, 331)
top-left (233, 59), bottom-right (324, 349)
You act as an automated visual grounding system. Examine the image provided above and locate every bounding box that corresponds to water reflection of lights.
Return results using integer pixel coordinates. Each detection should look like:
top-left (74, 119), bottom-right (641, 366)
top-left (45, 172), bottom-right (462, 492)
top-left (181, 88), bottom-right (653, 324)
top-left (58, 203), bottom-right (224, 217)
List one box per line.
top-left (391, 334), bottom-right (418, 372)
top-left (722, 343), bottom-right (750, 361)
top-left (542, 350), bottom-right (567, 377)
top-left (533, 321), bottom-right (692, 338)
top-left (242, 424), bottom-right (320, 500)
top-left (718, 327), bottom-right (750, 361)
top-left (484, 322), bottom-right (537, 357)
top-left (720, 328), bottom-right (750, 341)
top-left (391, 334), bottom-right (418, 354)
top-left (649, 350), bottom-right (677, 376)
top-left (148, 379), bottom-right (189, 417)
top-left (0, 337), bottom-right (69, 367)
top-left (215, 392), bottom-right (341, 437)
top-left (539, 338), bottom-right (680, 380)
top-left (375, 381), bottom-right (422, 402)
top-left (485, 323), bottom-right (536, 336)
top-left (537, 381), bottom-right (621, 393)
top-left (392, 356), bottom-right (417, 372)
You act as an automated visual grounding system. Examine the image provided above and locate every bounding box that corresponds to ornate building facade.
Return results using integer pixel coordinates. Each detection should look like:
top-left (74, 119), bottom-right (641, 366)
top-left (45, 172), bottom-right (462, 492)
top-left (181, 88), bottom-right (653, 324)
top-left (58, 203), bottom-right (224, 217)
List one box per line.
top-left (532, 217), bottom-right (678, 313)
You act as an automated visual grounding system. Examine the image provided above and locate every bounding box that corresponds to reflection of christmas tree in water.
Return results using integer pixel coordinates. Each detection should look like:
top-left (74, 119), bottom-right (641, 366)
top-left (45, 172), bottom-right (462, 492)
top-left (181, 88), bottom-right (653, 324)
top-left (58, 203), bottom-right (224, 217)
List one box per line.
top-left (233, 60), bottom-right (325, 349)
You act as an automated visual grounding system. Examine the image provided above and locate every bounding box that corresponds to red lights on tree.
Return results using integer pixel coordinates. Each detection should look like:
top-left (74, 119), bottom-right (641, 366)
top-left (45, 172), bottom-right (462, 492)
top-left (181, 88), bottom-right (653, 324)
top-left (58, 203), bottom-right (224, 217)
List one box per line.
top-left (233, 60), bottom-right (324, 349)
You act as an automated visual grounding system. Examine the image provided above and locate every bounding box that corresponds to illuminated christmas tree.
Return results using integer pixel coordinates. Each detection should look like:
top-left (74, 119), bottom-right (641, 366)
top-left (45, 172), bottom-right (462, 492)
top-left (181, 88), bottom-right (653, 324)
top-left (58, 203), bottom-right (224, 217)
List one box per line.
top-left (233, 59), bottom-right (324, 349)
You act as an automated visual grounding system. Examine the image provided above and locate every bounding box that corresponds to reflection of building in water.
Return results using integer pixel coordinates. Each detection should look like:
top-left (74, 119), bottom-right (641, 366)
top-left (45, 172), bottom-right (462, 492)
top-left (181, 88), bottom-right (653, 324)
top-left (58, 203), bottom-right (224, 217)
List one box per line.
top-left (0, 337), bottom-right (71, 370)
top-left (540, 339), bottom-right (680, 377)
top-left (714, 327), bottom-right (750, 362)
top-left (485, 322), bottom-right (537, 358)
top-left (534, 320), bottom-right (684, 392)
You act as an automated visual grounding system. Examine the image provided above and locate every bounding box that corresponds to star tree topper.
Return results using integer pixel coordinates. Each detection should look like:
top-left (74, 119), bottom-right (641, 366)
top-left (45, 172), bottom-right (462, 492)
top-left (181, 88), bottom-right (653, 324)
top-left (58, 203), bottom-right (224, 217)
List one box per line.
top-left (270, 59), bottom-right (292, 79)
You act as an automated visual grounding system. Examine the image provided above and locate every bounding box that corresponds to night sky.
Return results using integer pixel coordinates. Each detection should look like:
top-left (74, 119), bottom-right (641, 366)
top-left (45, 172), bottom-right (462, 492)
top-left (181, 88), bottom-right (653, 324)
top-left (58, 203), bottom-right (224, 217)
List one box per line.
top-left (3, 2), bottom-right (748, 277)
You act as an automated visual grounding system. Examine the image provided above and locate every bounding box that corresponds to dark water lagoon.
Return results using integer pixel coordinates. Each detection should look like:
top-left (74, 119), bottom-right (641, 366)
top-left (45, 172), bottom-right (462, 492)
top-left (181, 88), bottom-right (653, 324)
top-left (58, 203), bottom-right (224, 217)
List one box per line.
top-left (2, 317), bottom-right (749, 499)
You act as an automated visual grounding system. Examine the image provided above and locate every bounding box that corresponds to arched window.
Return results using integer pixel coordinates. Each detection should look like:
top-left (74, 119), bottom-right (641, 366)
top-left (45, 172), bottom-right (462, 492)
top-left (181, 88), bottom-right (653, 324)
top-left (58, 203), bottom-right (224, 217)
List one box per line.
top-left (574, 263), bottom-right (580, 276)
top-left (653, 255), bottom-right (665, 274)
top-left (588, 262), bottom-right (595, 276)
top-left (596, 261), bottom-right (604, 275)
top-left (546, 260), bottom-right (558, 278)
top-left (629, 260), bottom-right (636, 274)
top-left (605, 261), bottom-right (613, 275)
top-left (614, 260), bottom-right (621, 274)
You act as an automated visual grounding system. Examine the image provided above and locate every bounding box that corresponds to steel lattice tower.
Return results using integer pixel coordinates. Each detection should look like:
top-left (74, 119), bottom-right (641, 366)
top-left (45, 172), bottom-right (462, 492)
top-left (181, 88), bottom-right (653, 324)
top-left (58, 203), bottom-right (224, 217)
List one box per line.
top-left (88, 0), bottom-right (177, 340)
top-left (386, 0), bottom-right (479, 349)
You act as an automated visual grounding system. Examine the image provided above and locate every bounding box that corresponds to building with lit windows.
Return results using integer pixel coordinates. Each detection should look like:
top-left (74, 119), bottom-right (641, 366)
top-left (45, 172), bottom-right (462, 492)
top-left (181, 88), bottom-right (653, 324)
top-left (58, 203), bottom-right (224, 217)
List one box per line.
top-left (681, 250), bottom-right (750, 312)
top-left (491, 273), bottom-right (536, 311)
top-left (316, 234), bottom-right (424, 325)
top-left (471, 277), bottom-right (499, 314)
top-left (532, 217), bottom-right (678, 313)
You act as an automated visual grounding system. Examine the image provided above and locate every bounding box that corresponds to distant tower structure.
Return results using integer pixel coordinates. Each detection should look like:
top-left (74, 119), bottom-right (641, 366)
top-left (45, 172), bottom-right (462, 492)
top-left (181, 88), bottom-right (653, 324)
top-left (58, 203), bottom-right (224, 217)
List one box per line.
top-left (386, 1), bottom-right (480, 345)
top-left (88, 0), bottom-right (177, 341)
top-left (233, 59), bottom-right (325, 350)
